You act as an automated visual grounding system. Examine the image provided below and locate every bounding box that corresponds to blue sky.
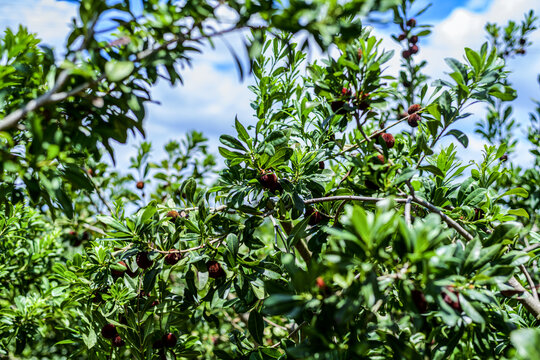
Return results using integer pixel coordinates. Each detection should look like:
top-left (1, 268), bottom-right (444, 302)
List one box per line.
top-left (0, 0), bottom-right (538, 171)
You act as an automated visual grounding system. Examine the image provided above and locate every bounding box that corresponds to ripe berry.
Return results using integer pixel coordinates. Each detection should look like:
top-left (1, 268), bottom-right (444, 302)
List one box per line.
top-left (112, 334), bottom-right (125, 347)
top-left (411, 289), bottom-right (428, 313)
top-left (408, 104), bottom-right (421, 115)
top-left (162, 333), bottom-right (177, 348)
top-left (316, 277), bottom-right (326, 289)
top-left (356, 92), bottom-right (370, 110)
top-left (408, 113), bottom-right (421, 127)
top-left (341, 87), bottom-right (350, 96)
top-left (258, 173), bottom-right (279, 191)
top-left (101, 323), bottom-right (117, 339)
top-left (151, 299), bottom-right (160, 307)
top-left (409, 45), bottom-right (419, 54)
top-left (410, 35), bottom-right (418, 44)
top-left (164, 252), bottom-right (181, 265)
top-left (318, 161), bottom-right (325, 170)
top-left (206, 261), bottom-right (226, 279)
top-left (331, 100), bottom-right (346, 114)
top-left (111, 261), bottom-right (127, 278)
top-left (357, 48), bottom-right (363, 59)
top-left (516, 48), bottom-right (526, 55)
top-left (519, 38), bottom-right (526, 45)
top-left (381, 133), bottom-right (395, 148)
top-left (306, 207), bottom-right (323, 226)
top-left (407, 18), bottom-right (416, 27)
top-left (402, 50), bottom-right (411, 59)
top-left (376, 154), bottom-right (385, 164)
top-left (397, 33), bottom-right (407, 41)
top-left (499, 153), bottom-right (508, 162)
top-left (136, 252), bottom-right (153, 270)
top-left (136, 181), bottom-right (144, 189)
top-left (442, 286), bottom-right (461, 311)
top-left (316, 276), bottom-right (332, 297)
top-left (166, 210), bottom-right (179, 222)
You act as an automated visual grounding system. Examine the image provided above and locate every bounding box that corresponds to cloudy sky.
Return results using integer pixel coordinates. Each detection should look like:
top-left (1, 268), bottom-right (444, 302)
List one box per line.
top-left (0, 0), bottom-right (539, 170)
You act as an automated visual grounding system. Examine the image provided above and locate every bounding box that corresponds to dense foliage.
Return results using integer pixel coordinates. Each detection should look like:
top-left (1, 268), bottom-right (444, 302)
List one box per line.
top-left (0, 0), bottom-right (539, 359)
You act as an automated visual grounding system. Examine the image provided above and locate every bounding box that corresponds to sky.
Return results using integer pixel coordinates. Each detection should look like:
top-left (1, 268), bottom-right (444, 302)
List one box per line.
top-left (0, 0), bottom-right (539, 172)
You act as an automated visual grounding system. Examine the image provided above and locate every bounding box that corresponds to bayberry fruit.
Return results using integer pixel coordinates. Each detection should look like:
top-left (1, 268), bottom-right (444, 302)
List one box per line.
top-left (499, 154), bottom-right (508, 162)
top-left (381, 133), bottom-right (395, 148)
top-left (519, 38), bottom-right (526, 45)
top-left (258, 173), bottom-right (279, 191)
top-left (101, 323), bottom-right (117, 339)
top-left (408, 113), bottom-right (421, 127)
top-left (166, 210), bottom-right (179, 222)
top-left (136, 181), bottom-right (144, 189)
top-left (111, 261), bottom-right (127, 278)
top-left (408, 104), bottom-right (421, 115)
top-left (410, 45), bottom-right (419, 54)
top-left (306, 208), bottom-right (323, 226)
top-left (410, 35), bottom-right (418, 44)
top-left (86, 168), bottom-right (94, 176)
top-left (516, 48), bottom-right (526, 55)
top-left (398, 33), bottom-right (407, 41)
top-left (341, 87), bottom-right (350, 96)
top-left (402, 50), bottom-right (411, 59)
top-left (207, 261), bottom-right (226, 279)
top-left (442, 286), bottom-right (461, 311)
top-left (357, 48), bottom-right (363, 59)
top-left (331, 100), bottom-right (346, 114)
top-left (162, 333), bottom-right (177, 348)
top-left (407, 18), bottom-right (416, 27)
top-left (112, 335), bottom-right (125, 347)
top-left (136, 252), bottom-right (153, 269)
top-left (164, 252), bottom-right (181, 265)
top-left (411, 289), bottom-right (428, 313)
top-left (318, 161), bottom-right (325, 170)
top-left (376, 154), bottom-right (385, 164)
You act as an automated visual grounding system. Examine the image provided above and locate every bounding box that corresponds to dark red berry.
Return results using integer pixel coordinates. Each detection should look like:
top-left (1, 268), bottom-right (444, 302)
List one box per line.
top-left (164, 252), bottom-right (181, 265)
top-left (111, 261), bottom-right (127, 278)
top-left (410, 45), bottom-right (419, 54)
top-left (166, 210), bottom-right (179, 222)
top-left (473, 208), bottom-right (485, 221)
top-left (101, 323), bottom-right (117, 339)
top-left (519, 38), bottom-right (526, 45)
top-left (399, 112), bottom-right (409, 119)
top-left (356, 92), bottom-right (370, 110)
top-left (398, 33), bottom-right (407, 41)
top-left (408, 113), bottom-right (421, 127)
top-left (407, 18), bottom-right (416, 27)
top-left (112, 334), bottom-right (125, 347)
top-left (306, 208), bottom-right (323, 226)
top-left (162, 333), bottom-right (177, 348)
top-left (318, 161), bottom-right (325, 170)
top-left (341, 87), bottom-right (350, 96)
top-left (207, 261), bottom-right (226, 279)
top-left (258, 173), bottom-right (279, 192)
top-left (69, 230), bottom-right (77, 237)
top-left (516, 48), bottom-right (526, 55)
top-left (136, 181), bottom-right (144, 189)
top-left (402, 50), bottom-right (411, 59)
top-left (410, 35), bottom-right (418, 44)
top-left (357, 48), bottom-right (363, 59)
top-left (376, 154), bottom-right (385, 164)
top-left (316, 277), bottom-right (332, 297)
top-left (499, 154), bottom-right (508, 162)
top-left (442, 286), bottom-right (461, 311)
top-left (331, 100), bottom-right (346, 114)
top-left (408, 104), bottom-right (422, 116)
top-left (381, 133), bottom-right (395, 148)
top-left (151, 299), bottom-right (160, 307)
top-left (136, 252), bottom-right (153, 270)
top-left (411, 289), bottom-right (428, 313)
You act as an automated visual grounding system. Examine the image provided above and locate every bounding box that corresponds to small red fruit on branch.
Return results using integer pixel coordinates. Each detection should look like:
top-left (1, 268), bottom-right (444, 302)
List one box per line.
top-left (442, 286), bottom-right (462, 311)
top-left (112, 334), bottom-right (125, 347)
top-left (398, 33), bottom-right (407, 41)
top-left (408, 113), bottom-right (421, 127)
top-left (318, 161), bottom-right (325, 170)
top-left (136, 181), bottom-right (145, 189)
top-left (101, 323), bottom-right (117, 339)
top-left (402, 50), bottom-right (411, 59)
top-left (407, 18), bottom-right (416, 27)
top-left (305, 207), bottom-right (324, 226)
top-left (258, 172), bottom-right (281, 193)
top-left (381, 133), bottom-right (395, 148)
top-left (166, 210), bottom-right (179, 222)
top-left (164, 252), bottom-right (181, 265)
top-left (376, 154), bottom-right (386, 164)
top-left (410, 35), bottom-right (418, 44)
top-left (136, 251), bottom-right (153, 269)
top-left (410, 45), bottom-right (419, 54)
top-left (162, 333), bottom-right (177, 348)
top-left (408, 104), bottom-right (421, 114)
top-left (206, 260), bottom-right (226, 279)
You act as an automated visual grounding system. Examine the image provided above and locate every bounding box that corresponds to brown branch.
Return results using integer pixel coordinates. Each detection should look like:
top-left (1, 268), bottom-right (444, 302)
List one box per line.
top-left (520, 264), bottom-right (539, 301)
top-left (305, 195), bottom-right (407, 205)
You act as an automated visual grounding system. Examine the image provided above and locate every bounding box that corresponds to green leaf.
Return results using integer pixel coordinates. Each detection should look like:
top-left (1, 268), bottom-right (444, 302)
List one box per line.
top-left (248, 311), bottom-right (265, 344)
top-left (508, 208), bottom-right (529, 219)
top-left (220, 135), bottom-right (247, 151)
top-left (511, 329), bottom-right (540, 359)
top-left (105, 60), bottom-right (134, 82)
top-left (500, 187), bottom-right (529, 198)
top-left (445, 129), bottom-right (469, 148)
top-left (418, 165), bottom-right (444, 178)
top-left (226, 234), bottom-right (239, 256)
top-left (235, 117), bottom-right (251, 148)
top-left (143, 266), bottom-right (161, 294)
top-left (81, 327), bottom-right (97, 349)
top-left (464, 47), bottom-right (482, 73)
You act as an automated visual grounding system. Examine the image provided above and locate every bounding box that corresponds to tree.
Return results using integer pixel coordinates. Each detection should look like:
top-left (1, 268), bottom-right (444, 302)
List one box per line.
top-left (0, 0), bottom-right (539, 359)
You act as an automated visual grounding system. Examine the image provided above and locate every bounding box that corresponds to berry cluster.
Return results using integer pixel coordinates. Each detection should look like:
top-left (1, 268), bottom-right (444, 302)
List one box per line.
top-left (398, 18), bottom-right (419, 59)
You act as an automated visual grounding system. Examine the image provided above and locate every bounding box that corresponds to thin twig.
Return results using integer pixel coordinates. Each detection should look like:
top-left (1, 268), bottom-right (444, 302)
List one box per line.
top-left (305, 195), bottom-right (408, 205)
top-left (520, 264), bottom-right (539, 301)
top-left (404, 196), bottom-right (413, 226)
